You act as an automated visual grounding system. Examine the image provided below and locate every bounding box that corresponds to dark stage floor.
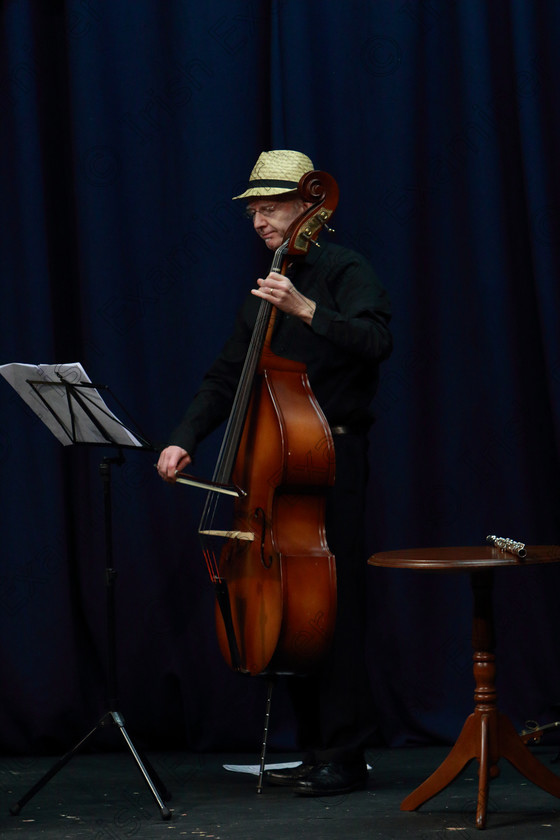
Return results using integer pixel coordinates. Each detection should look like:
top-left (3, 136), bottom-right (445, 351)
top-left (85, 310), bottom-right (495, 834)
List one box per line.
top-left (1, 746), bottom-right (560, 839)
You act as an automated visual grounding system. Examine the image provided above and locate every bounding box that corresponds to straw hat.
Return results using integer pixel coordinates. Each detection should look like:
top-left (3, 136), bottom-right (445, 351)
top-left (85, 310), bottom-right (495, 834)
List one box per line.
top-left (232, 150), bottom-right (314, 200)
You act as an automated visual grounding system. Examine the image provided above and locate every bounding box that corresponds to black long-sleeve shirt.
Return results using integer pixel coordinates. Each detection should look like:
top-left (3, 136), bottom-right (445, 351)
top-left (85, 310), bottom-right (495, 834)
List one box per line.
top-left (168, 242), bottom-right (392, 455)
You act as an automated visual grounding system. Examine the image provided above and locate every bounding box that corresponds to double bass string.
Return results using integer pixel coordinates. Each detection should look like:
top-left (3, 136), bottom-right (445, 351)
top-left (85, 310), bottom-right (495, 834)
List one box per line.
top-left (197, 242), bottom-right (288, 582)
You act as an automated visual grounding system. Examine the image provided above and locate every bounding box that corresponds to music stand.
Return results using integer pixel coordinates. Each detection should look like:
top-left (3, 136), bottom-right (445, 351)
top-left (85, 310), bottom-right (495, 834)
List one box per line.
top-left (1, 363), bottom-right (171, 820)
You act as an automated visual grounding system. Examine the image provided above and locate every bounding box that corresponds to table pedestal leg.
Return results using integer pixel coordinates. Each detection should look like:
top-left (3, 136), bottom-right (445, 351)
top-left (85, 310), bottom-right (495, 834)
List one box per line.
top-left (401, 570), bottom-right (560, 829)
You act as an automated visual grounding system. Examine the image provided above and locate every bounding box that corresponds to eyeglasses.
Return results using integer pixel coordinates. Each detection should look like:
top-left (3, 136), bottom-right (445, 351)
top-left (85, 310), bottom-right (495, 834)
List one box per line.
top-left (244, 204), bottom-right (280, 220)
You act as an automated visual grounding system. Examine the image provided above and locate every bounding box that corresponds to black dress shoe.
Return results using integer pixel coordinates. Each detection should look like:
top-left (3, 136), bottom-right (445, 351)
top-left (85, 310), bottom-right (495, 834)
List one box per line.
top-left (293, 761), bottom-right (368, 796)
top-left (265, 763), bottom-right (314, 787)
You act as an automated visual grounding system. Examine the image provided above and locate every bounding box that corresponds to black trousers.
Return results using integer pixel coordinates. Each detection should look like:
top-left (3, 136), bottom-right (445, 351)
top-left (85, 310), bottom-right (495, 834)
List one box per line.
top-left (287, 433), bottom-right (378, 764)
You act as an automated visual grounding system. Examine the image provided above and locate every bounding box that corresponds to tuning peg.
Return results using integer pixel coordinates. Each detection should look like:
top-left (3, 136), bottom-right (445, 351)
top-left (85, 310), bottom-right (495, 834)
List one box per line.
top-left (301, 229), bottom-right (321, 247)
top-left (316, 210), bottom-right (335, 235)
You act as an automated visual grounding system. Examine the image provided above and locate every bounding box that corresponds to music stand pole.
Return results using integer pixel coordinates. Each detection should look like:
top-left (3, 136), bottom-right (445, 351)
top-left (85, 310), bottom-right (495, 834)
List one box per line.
top-left (99, 451), bottom-right (172, 815)
top-left (101, 452), bottom-right (122, 712)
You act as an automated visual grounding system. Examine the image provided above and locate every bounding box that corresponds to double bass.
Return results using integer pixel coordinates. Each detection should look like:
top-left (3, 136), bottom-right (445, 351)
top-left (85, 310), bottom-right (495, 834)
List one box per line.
top-left (179, 171), bottom-right (339, 680)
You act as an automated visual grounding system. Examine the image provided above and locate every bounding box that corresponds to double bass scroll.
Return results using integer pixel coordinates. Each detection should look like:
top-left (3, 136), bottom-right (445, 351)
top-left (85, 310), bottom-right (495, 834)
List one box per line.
top-left (288, 171), bottom-right (338, 254)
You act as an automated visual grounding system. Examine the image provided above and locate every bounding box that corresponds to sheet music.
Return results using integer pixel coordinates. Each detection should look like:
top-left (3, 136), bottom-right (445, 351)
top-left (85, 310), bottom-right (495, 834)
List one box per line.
top-left (0, 362), bottom-right (143, 447)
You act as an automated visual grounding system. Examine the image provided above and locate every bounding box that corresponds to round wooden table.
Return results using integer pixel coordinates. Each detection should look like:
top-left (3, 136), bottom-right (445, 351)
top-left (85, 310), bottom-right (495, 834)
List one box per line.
top-left (369, 545), bottom-right (560, 830)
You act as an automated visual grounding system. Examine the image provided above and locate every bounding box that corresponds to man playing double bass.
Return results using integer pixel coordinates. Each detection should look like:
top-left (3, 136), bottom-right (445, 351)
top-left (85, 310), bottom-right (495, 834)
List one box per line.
top-left (157, 149), bottom-right (392, 796)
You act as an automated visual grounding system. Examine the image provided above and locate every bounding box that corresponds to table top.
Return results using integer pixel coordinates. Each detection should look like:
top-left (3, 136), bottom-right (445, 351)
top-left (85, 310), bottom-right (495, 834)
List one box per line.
top-left (369, 545), bottom-right (560, 571)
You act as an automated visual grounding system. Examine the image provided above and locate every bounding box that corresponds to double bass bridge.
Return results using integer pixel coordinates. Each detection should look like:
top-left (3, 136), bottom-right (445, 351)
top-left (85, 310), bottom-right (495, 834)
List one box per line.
top-left (199, 529), bottom-right (255, 541)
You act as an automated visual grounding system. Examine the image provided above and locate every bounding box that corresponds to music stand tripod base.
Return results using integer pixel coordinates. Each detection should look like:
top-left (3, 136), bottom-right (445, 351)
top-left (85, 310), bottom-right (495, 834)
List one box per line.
top-left (10, 710), bottom-right (171, 820)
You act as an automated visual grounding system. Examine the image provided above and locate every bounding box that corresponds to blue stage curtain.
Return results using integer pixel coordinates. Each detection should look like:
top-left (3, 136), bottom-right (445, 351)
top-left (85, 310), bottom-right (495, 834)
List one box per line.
top-left (1, 0), bottom-right (559, 754)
